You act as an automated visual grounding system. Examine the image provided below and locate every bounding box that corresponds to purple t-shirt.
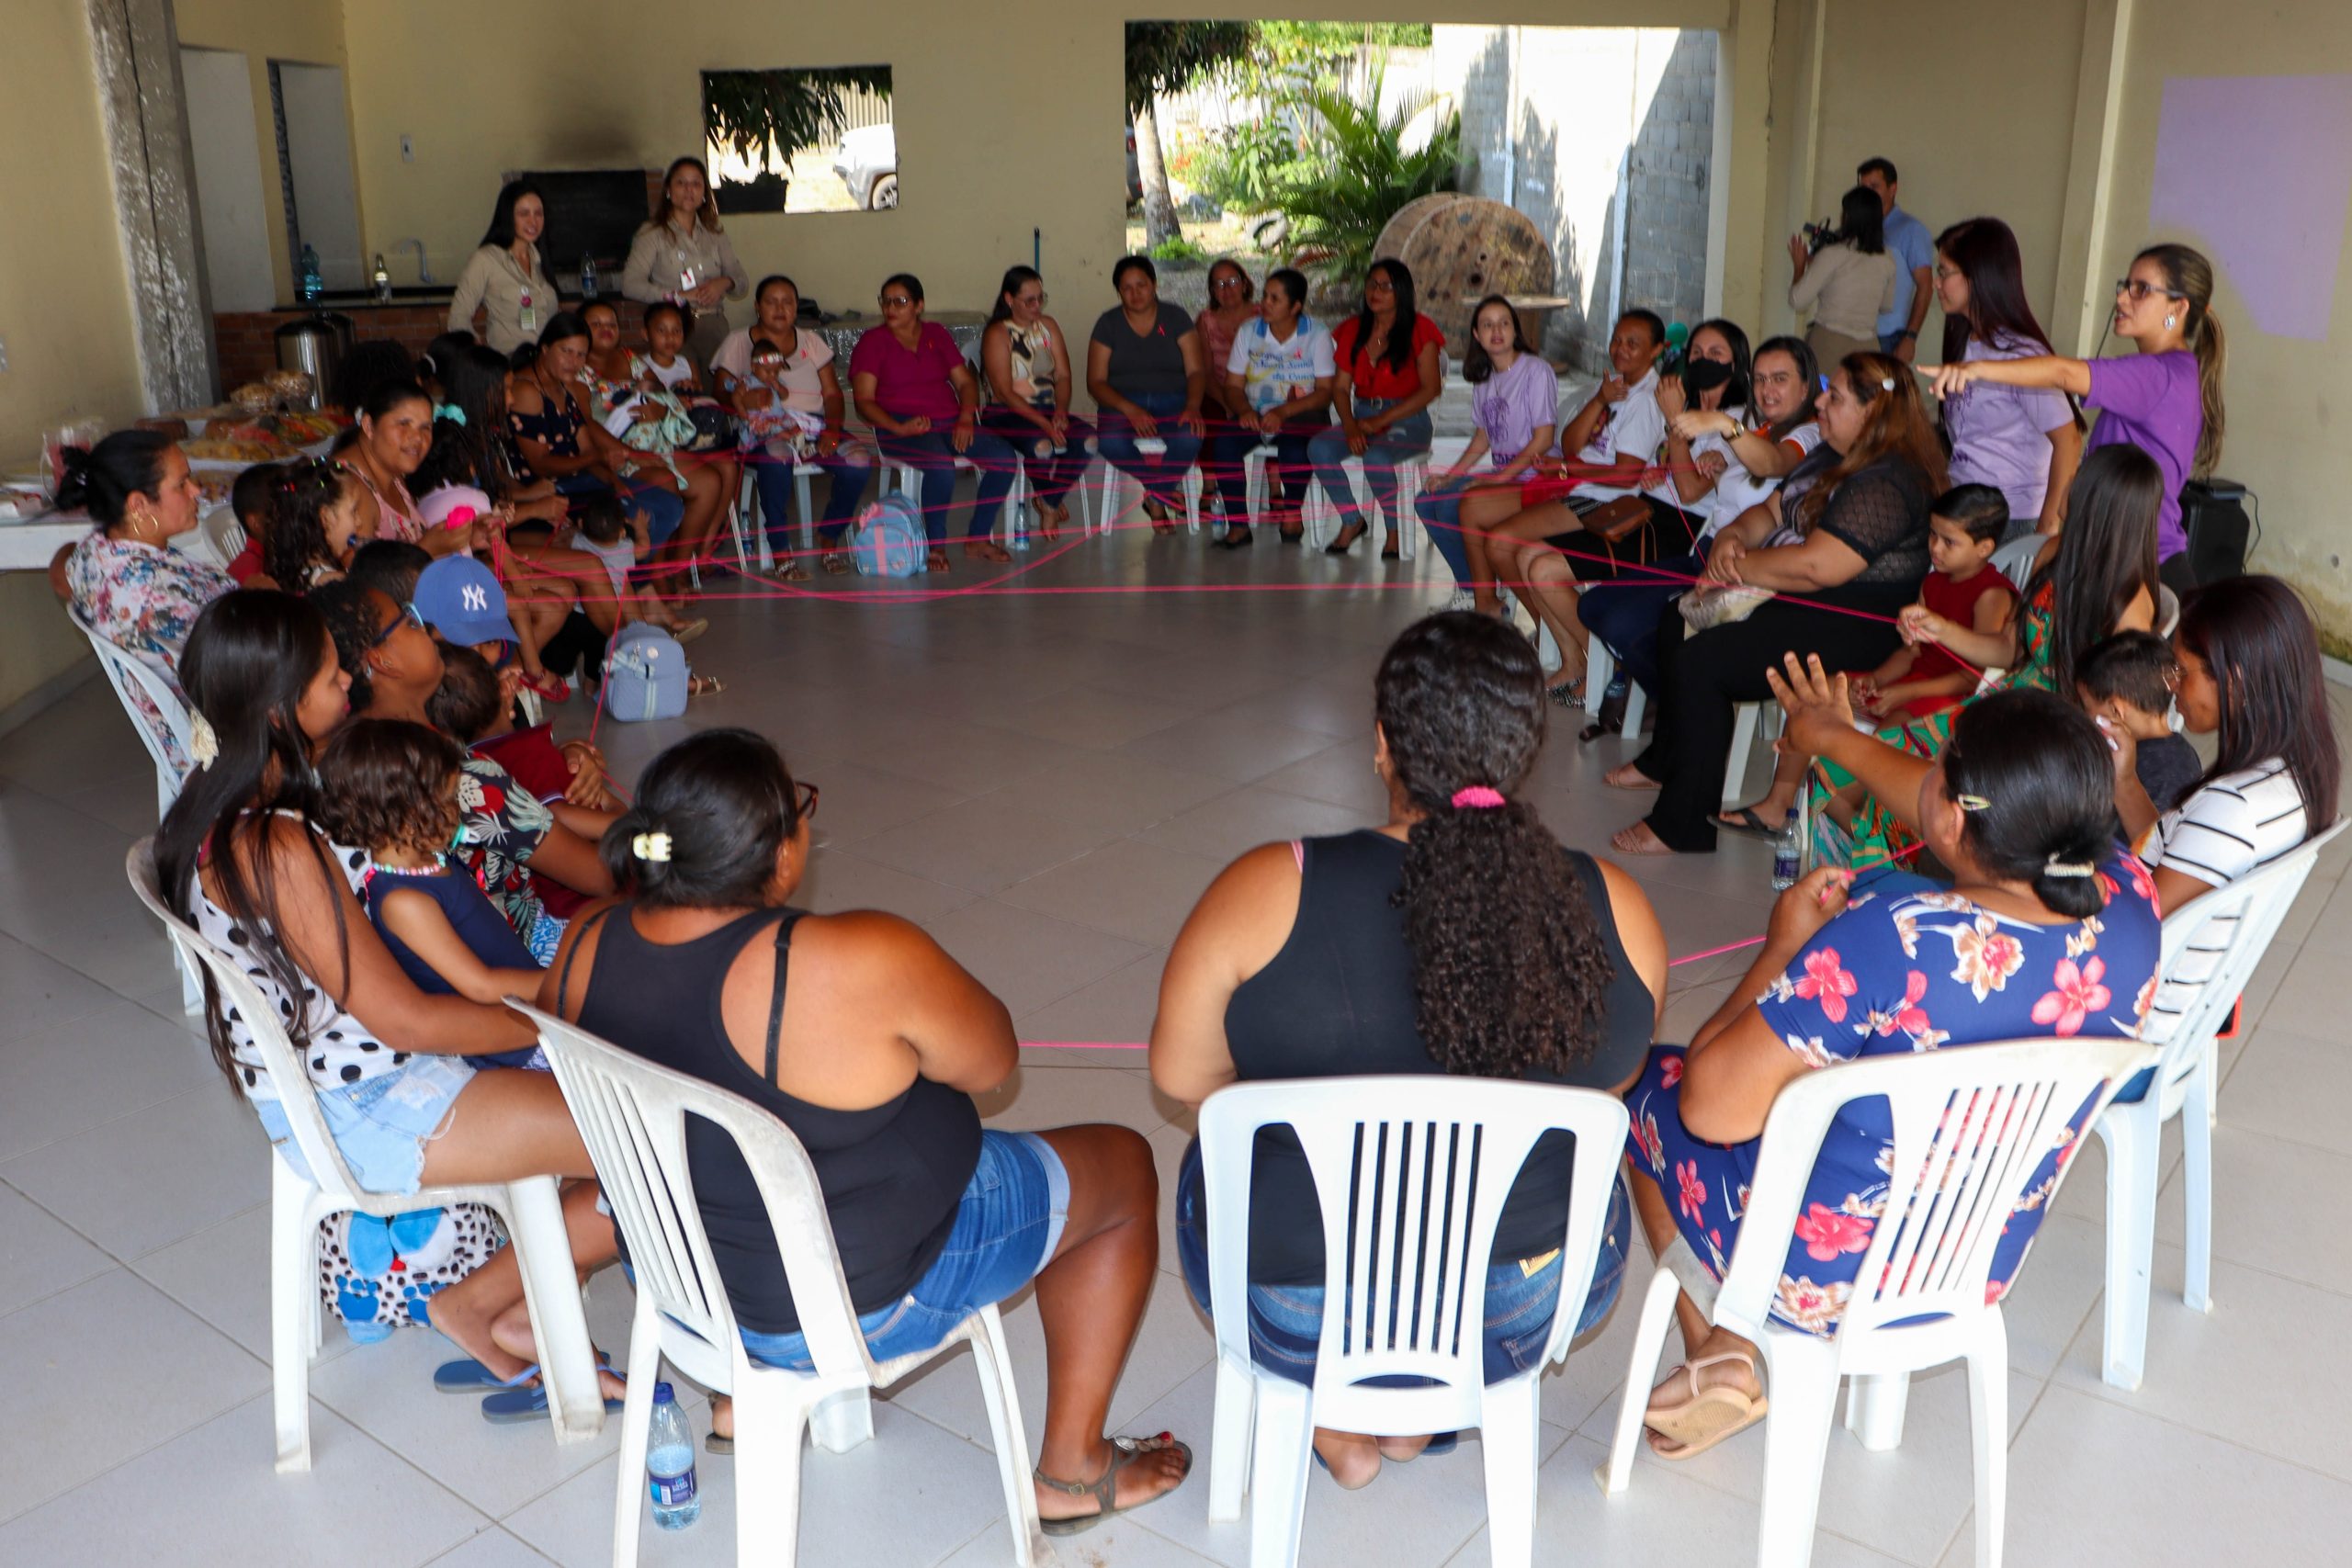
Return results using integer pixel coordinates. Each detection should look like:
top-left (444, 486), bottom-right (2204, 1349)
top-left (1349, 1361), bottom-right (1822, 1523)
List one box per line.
top-left (2086, 350), bottom-right (2200, 560)
top-left (1470, 353), bottom-right (1560, 467)
top-left (850, 321), bottom-right (966, 423)
top-left (1946, 333), bottom-right (2072, 526)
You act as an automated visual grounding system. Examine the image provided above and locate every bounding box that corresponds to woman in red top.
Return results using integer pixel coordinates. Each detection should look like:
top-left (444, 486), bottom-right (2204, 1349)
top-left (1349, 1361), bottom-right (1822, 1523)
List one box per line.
top-left (1307, 260), bottom-right (1447, 558)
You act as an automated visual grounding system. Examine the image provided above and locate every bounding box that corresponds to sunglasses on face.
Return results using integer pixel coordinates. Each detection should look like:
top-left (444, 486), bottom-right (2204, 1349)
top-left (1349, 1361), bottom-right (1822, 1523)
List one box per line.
top-left (370, 600), bottom-right (425, 649)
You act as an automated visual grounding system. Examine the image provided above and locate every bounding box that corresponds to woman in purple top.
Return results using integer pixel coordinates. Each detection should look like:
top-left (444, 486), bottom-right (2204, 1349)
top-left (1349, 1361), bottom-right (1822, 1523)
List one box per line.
top-left (1931, 218), bottom-right (2082, 538)
top-left (1414, 295), bottom-right (1559, 609)
top-left (1929, 243), bottom-right (2224, 592)
top-left (849, 272), bottom-right (1021, 571)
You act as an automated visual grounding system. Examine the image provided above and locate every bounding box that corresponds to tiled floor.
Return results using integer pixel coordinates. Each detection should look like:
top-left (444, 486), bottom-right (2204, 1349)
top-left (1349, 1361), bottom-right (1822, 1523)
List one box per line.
top-left (5, 520), bottom-right (2350, 1567)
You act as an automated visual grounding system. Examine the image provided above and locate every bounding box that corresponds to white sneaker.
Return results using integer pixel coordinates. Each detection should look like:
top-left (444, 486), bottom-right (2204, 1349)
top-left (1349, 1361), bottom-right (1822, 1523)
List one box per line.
top-left (1446, 588), bottom-right (1476, 613)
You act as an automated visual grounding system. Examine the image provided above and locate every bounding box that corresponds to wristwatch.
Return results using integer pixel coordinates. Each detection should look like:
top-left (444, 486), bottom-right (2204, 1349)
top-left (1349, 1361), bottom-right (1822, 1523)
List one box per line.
top-left (1898, 329), bottom-right (1919, 341)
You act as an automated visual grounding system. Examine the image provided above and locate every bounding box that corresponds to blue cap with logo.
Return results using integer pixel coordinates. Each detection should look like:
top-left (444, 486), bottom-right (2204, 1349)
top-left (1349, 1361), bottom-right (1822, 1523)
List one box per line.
top-left (411, 554), bottom-right (512, 648)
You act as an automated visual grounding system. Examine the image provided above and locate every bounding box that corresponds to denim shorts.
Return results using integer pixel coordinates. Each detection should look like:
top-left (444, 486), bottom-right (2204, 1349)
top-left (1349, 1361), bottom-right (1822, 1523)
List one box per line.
top-left (738, 1130), bottom-right (1069, 1371)
top-left (1173, 1137), bottom-right (1629, 1386)
top-left (253, 1054), bottom-right (478, 1196)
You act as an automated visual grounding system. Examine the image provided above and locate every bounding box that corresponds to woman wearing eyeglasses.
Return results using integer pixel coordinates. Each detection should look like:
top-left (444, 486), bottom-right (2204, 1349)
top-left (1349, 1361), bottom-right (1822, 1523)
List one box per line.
top-left (1193, 258), bottom-right (1261, 429)
top-left (852, 273), bottom-right (1023, 571)
top-left (1928, 243), bottom-right (2225, 593)
top-left (979, 265), bottom-right (1093, 540)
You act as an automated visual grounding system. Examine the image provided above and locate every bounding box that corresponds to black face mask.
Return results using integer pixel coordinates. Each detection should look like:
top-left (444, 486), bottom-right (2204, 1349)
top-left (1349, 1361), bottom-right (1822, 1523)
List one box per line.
top-left (1681, 357), bottom-right (1737, 397)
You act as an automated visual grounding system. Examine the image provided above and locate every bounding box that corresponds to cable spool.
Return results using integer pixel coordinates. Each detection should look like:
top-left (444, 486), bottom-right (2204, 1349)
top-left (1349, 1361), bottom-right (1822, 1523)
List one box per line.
top-left (1372, 195), bottom-right (1555, 359)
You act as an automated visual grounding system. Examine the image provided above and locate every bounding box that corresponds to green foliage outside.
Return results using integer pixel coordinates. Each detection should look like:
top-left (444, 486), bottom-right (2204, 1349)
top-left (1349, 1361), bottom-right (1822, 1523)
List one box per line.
top-left (702, 66), bottom-right (892, 169)
top-left (1148, 234), bottom-right (1211, 266)
top-left (1266, 86), bottom-right (1464, 288)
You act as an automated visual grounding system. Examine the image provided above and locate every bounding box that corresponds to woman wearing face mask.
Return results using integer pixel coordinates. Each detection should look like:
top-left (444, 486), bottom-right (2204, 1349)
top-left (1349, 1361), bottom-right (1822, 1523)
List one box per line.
top-left (1578, 336), bottom-right (1824, 732)
top-left (1929, 218), bottom-right (2081, 540)
top-left (448, 180), bottom-right (559, 356)
top-left (620, 156), bottom-right (752, 374)
top-left (1484, 321), bottom-right (1754, 706)
top-left (1929, 243), bottom-right (2225, 594)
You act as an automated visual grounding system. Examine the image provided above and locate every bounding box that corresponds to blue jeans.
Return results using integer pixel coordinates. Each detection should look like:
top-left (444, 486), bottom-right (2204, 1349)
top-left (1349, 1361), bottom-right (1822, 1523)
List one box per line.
top-left (874, 426), bottom-right (1022, 545)
top-left (1578, 550), bottom-right (1705, 698)
top-left (1097, 389), bottom-right (1202, 513)
top-left (752, 445), bottom-right (873, 552)
top-left (1414, 472), bottom-right (1523, 585)
top-left (981, 407), bottom-right (1096, 507)
top-left (1308, 399), bottom-right (1434, 537)
top-left (1173, 1138), bottom-right (1629, 1386)
top-left (1204, 411), bottom-right (1328, 523)
top-left (736, 1131), bottom-right (1069, 1371)
top-left (558, 473), bottom-right (685, 546)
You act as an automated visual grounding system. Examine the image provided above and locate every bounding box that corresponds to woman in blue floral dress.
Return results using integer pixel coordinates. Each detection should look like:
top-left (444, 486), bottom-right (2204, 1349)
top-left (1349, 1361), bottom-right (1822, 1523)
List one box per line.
top-left (56, 432), bottom-right (235, 776)
top-left (1623, 680), bottom-right (2158, 1459)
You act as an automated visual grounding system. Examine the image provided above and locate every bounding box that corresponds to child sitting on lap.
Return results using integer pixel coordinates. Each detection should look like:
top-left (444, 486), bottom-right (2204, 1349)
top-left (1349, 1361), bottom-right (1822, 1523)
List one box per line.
top-left (568, 491), bottom-right (705, 640)
top-left (427, 641), bottom-right (618, 845)
top-left (315, 716), bottom-right (546, 1067)
top-left (2077, 629), bottom-right (2202, 813)
top-left (1850, 484), bottom-right (2018, 723)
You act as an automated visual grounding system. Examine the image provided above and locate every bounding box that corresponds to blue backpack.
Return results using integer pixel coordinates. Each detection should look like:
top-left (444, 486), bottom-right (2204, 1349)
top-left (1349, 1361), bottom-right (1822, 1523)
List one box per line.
top-left (849, 494), bottom-right (927, 578)
top-left (602, 621), bottom-right (689, 722)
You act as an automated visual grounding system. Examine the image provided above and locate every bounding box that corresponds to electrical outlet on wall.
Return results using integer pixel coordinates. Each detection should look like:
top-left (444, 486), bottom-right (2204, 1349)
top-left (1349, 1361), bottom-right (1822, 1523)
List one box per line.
top-left (401, 134), bottom-right (413, 163)
top-left (0, 335), bottom-right (9, 372)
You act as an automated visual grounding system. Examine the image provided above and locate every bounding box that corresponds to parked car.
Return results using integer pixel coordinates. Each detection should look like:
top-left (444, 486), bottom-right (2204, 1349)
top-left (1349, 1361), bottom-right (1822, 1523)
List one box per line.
top-left (834, 123), bottom-right (898, 210)
top-left (832, 123), bottom-right (1142, 211)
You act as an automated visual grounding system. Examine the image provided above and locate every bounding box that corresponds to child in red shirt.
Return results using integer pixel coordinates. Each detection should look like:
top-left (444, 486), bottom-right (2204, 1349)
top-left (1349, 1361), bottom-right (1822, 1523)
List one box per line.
top-left (1851, 484), bottom-right (2018, 723)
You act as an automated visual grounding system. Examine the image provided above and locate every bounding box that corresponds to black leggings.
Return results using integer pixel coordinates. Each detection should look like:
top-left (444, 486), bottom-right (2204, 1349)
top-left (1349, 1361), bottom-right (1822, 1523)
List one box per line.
top-left (1631, 589), bottom-right (1912, 852)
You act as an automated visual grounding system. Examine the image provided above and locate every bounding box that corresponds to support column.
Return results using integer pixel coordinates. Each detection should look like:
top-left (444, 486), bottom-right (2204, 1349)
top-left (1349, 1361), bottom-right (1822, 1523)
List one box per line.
top-left (85, 0), bottom-right (216, 412)
top-left (1711, 0), bottom-right (1781, 327)
top-left (2052, 0), bottom-right (2136, 354)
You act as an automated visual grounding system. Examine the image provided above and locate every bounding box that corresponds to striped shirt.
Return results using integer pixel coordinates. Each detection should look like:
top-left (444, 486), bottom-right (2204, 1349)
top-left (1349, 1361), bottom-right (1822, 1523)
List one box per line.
top-left (2141, 759), bottom-right (2310, 1043)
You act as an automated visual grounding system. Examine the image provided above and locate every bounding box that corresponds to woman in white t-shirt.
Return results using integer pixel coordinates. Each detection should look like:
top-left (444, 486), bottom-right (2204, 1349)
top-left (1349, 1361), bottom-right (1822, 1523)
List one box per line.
top-left (2111, 576), bottom-right (2341, 1057)
top-left (1579, 334), bottom-right (1825, 730)
top-left (1485, 320), bottom-right (1752, 706)
top-left (713, 275), bottom-right (874, 577)
top-left (1206, 267), bottom-right (1334, 547)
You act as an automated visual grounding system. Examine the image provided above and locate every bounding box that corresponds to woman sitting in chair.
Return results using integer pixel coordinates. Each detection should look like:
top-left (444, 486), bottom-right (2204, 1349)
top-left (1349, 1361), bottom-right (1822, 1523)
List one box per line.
top-left (1622, 678), bottom-right (2158, 1461)
top-left (544, 729), bottom-right (1191, 1536)
top-left (53, 430), bottom-right (235, 775)
top-left (1152, 611), bottom-right (1668, 1488)
top-left (153, 590), bottom-right (622, 1413)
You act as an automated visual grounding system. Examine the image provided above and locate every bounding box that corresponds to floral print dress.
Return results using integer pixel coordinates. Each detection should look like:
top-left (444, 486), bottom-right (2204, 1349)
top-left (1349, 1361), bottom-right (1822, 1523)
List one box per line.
top-left (1627, 853), bottom-right (2159, 1336)
top-left (1811, 580), bottom-right (2058, 871)
top-left (64, 532), bottom-right (236, 777)
top-left (449, 755), bottom-right (561, 963)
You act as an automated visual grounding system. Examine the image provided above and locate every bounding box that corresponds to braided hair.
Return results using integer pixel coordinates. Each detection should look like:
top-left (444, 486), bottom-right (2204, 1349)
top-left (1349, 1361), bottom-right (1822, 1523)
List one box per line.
top-left (1378, 613), bottom-right (1617, 1076)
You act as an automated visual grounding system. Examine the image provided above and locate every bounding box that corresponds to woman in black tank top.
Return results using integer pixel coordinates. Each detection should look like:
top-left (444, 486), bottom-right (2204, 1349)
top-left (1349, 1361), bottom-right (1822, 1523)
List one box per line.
top-left (1151, 611), bottom-right (1668, 1489)
top-left (548, 728), bottom-right (1190, 1534)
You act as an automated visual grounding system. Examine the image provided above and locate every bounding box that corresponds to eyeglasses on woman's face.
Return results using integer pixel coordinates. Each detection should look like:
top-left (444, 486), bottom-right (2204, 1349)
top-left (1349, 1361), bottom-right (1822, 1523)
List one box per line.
top-left (2114, 276), bottom-right (2184, 303)
top-left (370, 600), bottom-right (425, 649)
top-left (1211, 274), bottom-right (1247, 292)
top-left (1363, 275), bottom-right (1395, 295)
top-left (793, 780), bottom-right (820, 822)
top-left (879, 293), bottom-right (913, 309)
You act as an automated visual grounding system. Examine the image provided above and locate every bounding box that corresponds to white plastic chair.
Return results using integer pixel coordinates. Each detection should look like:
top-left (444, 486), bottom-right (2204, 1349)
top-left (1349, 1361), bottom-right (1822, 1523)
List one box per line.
top-left (1302, 452), bottom-right (1430, 558)
top-left (517, 998), bottom-right (1045, 1568)
top-left (197, 506), bottom-right (248, 570)
top-left (889, 457), bottom-right (1035, 551)
top-left (1600, 1036), bottom-right (2155, 1568)
top-left (1723, 703), bottom-right (1783, 808)
top-left (2096, 819), bottom-right (2344, 1389)
top-left (1583, 641), bottom-right (1647, 739)
top-left (123, 842), bottom-right (605, 1471)
top-left (1199, 1076), bottom-right (1630, 1568)
top-left (1097, 457), bottom-right (1204, 536)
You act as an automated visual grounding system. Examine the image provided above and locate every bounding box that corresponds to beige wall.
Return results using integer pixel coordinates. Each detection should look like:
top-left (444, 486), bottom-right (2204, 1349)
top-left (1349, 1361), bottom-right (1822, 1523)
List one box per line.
top-left (2098, 0), bottom-right (2352, 648)
top-left (173, 0), bottom-right (351, 307)
top-left (0, 0), bottom-right (150, 716)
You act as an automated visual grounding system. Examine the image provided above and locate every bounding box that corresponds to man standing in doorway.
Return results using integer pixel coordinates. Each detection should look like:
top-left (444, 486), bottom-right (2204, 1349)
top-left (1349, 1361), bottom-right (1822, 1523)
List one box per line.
top-left (1859, 157), bottom-right (1933, 363)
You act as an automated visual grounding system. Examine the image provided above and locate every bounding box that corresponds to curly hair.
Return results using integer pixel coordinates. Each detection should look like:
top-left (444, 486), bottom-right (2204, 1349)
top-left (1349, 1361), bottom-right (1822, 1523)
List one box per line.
top-left (315, 717), bottom-right (464, 858)
top-left (1377, 613), bottom-right (1617, 1077)
top-left (262, 457), bottom-right (365, 590)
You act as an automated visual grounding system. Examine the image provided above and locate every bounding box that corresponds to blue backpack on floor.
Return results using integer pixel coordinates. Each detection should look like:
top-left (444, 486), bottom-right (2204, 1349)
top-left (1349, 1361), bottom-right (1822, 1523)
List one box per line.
top-left (603, 621), bottom-right (689, 722)
top-left (850, 494), bottom-right (926, 578)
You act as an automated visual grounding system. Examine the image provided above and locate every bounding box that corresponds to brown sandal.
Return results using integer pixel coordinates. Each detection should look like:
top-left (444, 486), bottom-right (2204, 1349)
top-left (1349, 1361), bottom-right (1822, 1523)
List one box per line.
top-left (1035, 1433), bottom-right (1192, 1538)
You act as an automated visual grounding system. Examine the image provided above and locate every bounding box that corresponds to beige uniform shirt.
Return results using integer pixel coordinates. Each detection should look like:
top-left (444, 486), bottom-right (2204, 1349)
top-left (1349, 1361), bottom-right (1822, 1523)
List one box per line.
top-left (620, 219), bottom-right (752, 333)
top-left (447, 243), bottom-right (558, 356)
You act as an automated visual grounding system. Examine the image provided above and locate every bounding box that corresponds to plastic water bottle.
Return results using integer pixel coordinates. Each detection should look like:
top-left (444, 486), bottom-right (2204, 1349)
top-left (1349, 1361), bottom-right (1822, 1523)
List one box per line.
top-left (646, 1382), bottom-right (701, 1531)
top-left (580, 254), bottom-right (600, 300)
top-left (298, 243), bottom-right (323, 303)
top-left (1771, 807), bottom-right (1804, 892)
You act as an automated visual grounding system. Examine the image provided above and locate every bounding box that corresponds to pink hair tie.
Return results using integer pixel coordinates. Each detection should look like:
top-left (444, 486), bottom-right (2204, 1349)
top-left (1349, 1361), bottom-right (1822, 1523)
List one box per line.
top-left (1451, 786), bottom-right (1507, 810)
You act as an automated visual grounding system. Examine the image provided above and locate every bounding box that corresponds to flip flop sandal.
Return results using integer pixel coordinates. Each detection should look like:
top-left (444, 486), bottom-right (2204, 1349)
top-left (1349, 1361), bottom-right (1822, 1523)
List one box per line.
top-left (769, 561), bottom-right (811, 582)
top-left (669, 617), bottom-right (709, 644)
top-left (479, 1357), bottom-right (626, 1425)
top-left (1717, 807), bottom-right (1777, 839)
top-left (1035, 1433), bottom-right (1193, 1538)
top-left (1546, 678), bottom-right (1587, 709)
top-left (1603, 766), bottom-right (1663, 792)
top-left (705, 1430), bottom-right (734, 1457)
top-left (822, 551), bottom-right (854, 575)
top-left (519, 670), bottom-right (571, 704)
top-left (435, 1358), bottom-right (538, 1394)
top-left (688, 675), bottom-right (725, 697)
top-left (1641, 1353), bottom-right (1768, 1458)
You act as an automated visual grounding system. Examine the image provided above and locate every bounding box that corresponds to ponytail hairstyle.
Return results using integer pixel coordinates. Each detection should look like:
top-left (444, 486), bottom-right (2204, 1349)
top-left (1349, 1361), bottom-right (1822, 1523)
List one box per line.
top-left (1460, 294), bottom-right (1532, 386)
top-left (2136, 243), bottom-right (2226, 475)
top-left (418, 330), bottom-right (478, 390)
top-left (55, 429), bottom-right (173, 531)
top-left (1376, 613), bottom-right (1616, 1076)
top-left (411, 344), bottom-right (518, 500)
top-left (1939, 689), bottom-right (2120, 921)
top-left (1263, 266), bottom-right (1310, 318)
top-left (989, 265), bottom-right (1043, 325)
top-left (601, 728), bottom-right (807, 908)
top-left (153, 591), bottom-right (348, 1085)
top-left (2026, 443), bottom-right (2162, 697)
top-left (2174, 576), bottom-right (2341, 835)
top-left (260, 457), bottom-right (368, 590)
